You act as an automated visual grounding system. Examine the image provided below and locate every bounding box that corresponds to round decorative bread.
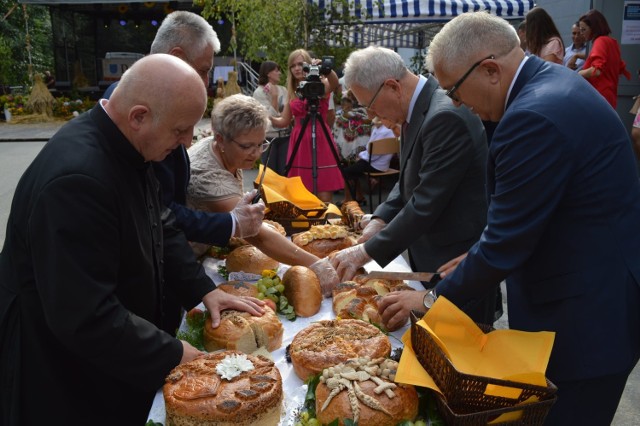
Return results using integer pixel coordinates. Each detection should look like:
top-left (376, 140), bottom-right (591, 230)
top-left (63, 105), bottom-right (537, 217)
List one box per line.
top-left (204, 308), bottom-right (283, 354)
top-left (163, 350), bottom-right (283, 426)
top-left (225, 245), bottom-right (279, 275)
top-left (315, 357), bottom-right (419, 426)
top-left (291, 224), bottom-right (356, 258)
top-left (216, 281), bottom-right (258, 298)
top-left (289, 319), bottom-right (391, 381)
top-left (332, 279), bottom-right (415, 330)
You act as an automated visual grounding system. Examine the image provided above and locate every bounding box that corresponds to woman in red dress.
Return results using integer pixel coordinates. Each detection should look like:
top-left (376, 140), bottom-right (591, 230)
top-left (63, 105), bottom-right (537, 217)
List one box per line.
top-left (270, 49), bottom-right (343, 203)
top-left (578, 9), bottom-right (630, 108)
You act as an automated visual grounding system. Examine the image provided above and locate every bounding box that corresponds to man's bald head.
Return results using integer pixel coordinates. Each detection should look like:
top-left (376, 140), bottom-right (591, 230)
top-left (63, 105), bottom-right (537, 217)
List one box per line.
top-left (107, 54), bottom-right (207, 161)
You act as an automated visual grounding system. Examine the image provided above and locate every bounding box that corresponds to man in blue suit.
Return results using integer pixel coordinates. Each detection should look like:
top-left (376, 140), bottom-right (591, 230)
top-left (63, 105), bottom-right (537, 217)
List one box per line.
top-left (425, 12), bottom-right (640, 425)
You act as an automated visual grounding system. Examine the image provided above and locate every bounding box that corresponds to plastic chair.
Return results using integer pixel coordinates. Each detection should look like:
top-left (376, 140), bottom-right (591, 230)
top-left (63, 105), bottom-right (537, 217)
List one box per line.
top-left (366, 137), bottom-right (400, 213)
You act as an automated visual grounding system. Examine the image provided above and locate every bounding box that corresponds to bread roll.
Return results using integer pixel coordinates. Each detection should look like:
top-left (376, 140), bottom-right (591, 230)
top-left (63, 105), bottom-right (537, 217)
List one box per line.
top-left (226, 245), bottom-right (279, 275)
top-left (282, 266), bottom-right (322, 317)
top-left (216, 281), bottom-right (258, 298)
top-left (203, 308), bottom-right (283, 354)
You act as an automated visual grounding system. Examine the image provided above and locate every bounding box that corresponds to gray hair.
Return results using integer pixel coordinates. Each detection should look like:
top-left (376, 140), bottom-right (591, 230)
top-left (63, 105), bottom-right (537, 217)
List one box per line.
top-left (150, 11), bottom-right (221, 59)
top-left (344, 46), bottom-right (408, 92)
top-left (211, 94), bottom-right (270, 139)
top-left (426, 12), bottom-right (519, 75)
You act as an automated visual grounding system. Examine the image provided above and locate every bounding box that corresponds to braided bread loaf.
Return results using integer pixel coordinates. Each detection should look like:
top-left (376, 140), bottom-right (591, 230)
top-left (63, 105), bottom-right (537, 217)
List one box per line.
top-left (332, 276), bottom-right (415, 329)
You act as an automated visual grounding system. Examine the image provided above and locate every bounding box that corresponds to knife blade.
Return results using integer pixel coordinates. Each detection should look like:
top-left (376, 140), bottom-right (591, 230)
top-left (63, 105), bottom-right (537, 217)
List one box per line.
top-left (252, 139), bottom-right (274, 204)
top-left (367, 271), bottom-right (441, 283)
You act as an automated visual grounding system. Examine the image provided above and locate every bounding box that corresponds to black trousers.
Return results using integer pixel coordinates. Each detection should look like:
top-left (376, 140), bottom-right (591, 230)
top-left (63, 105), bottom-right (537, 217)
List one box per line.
top-left (544, 367), bottom-right (636, 425)
top-left (262, 135), bottom-right (290, 176)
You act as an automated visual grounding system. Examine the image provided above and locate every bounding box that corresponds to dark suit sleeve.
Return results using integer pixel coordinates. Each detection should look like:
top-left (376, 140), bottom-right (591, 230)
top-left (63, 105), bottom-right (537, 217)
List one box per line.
top-left (435, 110), bottom-right (574, 304)
top-left (365, 110), bottom-right (479, 267)
top-left (153, 154), bottom-right (233, 247)
top-left (161, 207), bottom-right (216, 310)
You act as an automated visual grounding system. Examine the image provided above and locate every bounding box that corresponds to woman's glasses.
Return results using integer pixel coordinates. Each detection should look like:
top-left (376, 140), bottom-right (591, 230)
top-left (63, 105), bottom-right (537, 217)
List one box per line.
top-left (229, 138), bottom-right (271, 153)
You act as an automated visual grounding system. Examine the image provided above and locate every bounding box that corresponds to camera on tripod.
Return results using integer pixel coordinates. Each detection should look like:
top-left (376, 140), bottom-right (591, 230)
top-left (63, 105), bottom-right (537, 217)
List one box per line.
top-left (296, 56), bottom-right (335, 101)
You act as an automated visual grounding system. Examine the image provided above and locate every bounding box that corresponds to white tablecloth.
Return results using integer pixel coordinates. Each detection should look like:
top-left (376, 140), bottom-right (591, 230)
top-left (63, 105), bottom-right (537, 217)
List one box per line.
top-left (147, 255), bottom-right (419, 425)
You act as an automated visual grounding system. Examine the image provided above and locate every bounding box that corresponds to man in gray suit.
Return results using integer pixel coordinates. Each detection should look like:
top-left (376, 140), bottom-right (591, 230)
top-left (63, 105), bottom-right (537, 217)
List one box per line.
top-left (330, 46), bottom-right (497, 330)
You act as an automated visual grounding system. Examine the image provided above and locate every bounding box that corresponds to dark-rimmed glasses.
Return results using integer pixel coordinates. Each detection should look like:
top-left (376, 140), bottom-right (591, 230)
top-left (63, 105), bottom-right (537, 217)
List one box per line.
top-left (445, 55), bottom-right (495, 103)
top-left (229, 137), bottom-right (271, 153)
top-left (363, 82), bottom-right (385, 111)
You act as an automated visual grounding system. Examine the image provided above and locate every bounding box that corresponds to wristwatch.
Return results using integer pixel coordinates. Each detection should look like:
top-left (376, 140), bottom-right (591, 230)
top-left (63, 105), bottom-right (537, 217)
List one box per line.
top-left (423, 289), bottom-right (438, 310)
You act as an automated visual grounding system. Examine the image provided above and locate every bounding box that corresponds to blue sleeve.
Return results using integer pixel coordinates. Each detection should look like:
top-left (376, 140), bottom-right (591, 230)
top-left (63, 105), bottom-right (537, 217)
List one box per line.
top-left (153, 150), bottom-right (233, 247)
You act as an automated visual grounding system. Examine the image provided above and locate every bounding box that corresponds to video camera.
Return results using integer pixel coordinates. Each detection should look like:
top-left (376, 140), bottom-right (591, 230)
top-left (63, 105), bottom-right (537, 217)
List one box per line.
top-left (296, 56), bottom-right (335, 101)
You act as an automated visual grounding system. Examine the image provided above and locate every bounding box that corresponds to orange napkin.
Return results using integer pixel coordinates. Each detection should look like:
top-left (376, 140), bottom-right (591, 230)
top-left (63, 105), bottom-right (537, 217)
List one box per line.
top-left (396, 297), bottom-right (555, 421)
top-left (255, 165), bottom-right (341, 217)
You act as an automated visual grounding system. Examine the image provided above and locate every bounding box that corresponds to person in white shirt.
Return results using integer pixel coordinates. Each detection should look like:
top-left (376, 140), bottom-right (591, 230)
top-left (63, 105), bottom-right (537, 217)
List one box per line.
top-left (338, 117), bottom-right (398, 205)
top-left (563, 22), bottom-right (587, 71)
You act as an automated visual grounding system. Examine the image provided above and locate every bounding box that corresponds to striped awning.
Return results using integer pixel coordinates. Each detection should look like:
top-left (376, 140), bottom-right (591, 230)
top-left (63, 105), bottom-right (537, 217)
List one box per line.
top-left (312, 0), bottom-right (533, 48)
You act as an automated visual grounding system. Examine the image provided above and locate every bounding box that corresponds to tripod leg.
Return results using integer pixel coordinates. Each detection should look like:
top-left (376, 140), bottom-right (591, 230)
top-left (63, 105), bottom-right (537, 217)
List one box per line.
top-left (315, 114), bottom-right (357, 201)
top-left (284, 115), bottom-right (310, 177)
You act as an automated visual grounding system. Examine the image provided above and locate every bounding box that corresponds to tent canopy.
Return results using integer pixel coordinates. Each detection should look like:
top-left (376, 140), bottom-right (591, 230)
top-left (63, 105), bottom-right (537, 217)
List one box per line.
top-left (313, 0), bottom-right (532, 48)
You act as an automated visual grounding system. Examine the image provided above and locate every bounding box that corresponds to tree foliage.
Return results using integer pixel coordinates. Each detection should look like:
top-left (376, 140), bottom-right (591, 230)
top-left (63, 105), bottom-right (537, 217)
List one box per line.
top-left (0, 0), bottom-right (53, 89)
top-left (198, 0), bottom-right (367, 74)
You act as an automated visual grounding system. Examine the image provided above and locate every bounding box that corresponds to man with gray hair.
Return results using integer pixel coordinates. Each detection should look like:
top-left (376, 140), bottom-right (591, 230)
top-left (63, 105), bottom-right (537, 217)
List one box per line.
top-left (425, 11), bottom-right (640, 424)
top-left (330, 45), bottom-right (498, 327)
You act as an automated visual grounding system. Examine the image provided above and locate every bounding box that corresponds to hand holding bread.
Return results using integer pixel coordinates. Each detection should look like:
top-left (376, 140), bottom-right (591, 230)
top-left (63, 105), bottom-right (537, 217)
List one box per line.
top-left (357, 217), bottom-right (386, 243)
top-left (308, 258), bottom-right (340, 297)
top-left (202, 287), bottom-right (265, 328)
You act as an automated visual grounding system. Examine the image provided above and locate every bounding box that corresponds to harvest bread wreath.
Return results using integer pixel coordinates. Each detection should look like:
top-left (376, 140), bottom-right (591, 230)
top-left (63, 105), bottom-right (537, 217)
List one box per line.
top-left (163, 350), bottom-right (283, 426)
top-left (288, 319), bottom-right (391, 381)
top-left (315, 357), bottom-right (419, 426)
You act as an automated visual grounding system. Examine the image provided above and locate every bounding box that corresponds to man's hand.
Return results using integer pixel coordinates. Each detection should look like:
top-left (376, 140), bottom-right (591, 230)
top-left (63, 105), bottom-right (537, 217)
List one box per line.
top-left (437, 252), bottom-right (467, 278)
top-left (357, 217), bottom-right (386, 243)
top-left (202, 288), bottom-right (265, 328)
top-left (230, 191), bottom-right (265, 238)
top-left (179, 340), bottom-right (205, 365)
top-left (329, 244), bottom-right (372, 282)
top-left (309, 258), bottom-right (340, 297)
top-left (378, 290), bottom-right (428, 331)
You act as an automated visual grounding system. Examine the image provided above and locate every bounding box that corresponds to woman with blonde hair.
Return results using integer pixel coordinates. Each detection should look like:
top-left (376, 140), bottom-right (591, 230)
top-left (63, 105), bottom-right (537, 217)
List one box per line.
top-left (270, 49), bottom-right (342, 203)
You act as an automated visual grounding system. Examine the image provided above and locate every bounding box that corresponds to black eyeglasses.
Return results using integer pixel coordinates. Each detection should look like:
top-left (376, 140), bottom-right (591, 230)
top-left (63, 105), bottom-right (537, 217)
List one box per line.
top-left (363, 82), bottom-right (385, 111)
top-left (229, 137), bottom-right (271, 153)
top-left (445, 55), bottom-right (494, 103)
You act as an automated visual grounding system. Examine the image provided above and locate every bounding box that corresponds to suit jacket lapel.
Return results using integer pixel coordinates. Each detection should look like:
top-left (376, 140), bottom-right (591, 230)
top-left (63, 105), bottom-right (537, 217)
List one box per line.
top-left (399, 77), bottom-right (438, 183)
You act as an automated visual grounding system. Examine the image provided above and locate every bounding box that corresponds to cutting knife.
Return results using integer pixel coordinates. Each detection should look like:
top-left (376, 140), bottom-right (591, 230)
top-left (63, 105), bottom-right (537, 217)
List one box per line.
top-left (367, 271), bottom-right (441, 283)
top-left (252, 139), bottom-right (274, 204)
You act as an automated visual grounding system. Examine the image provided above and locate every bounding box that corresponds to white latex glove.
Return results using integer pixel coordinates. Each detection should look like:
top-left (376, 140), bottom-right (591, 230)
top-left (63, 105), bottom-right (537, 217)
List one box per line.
top-left (330, 244), bottom-right (372, 282)
top-left (230, 190), bottom-right (265, 238)
top-left (357, 217), bottom-right (386, 243)
top-left (309, 258), bottom-right (340, 298)
top-left (356, 214), bottom-right (373, 231)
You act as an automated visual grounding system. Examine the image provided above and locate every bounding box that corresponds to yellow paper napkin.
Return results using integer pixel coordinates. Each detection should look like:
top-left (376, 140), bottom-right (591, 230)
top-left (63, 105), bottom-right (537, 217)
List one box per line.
top-left (396, 296), bottom-right (555, 401)
top-left (255, 165), bottom-right (341, 217)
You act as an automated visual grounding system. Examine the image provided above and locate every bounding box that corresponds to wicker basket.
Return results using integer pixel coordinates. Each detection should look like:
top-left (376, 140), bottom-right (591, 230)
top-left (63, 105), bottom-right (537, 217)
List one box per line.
top-left (409, 311), bottom-right (557, 418)
top-left (434, 391), bottom-right (557, 426)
